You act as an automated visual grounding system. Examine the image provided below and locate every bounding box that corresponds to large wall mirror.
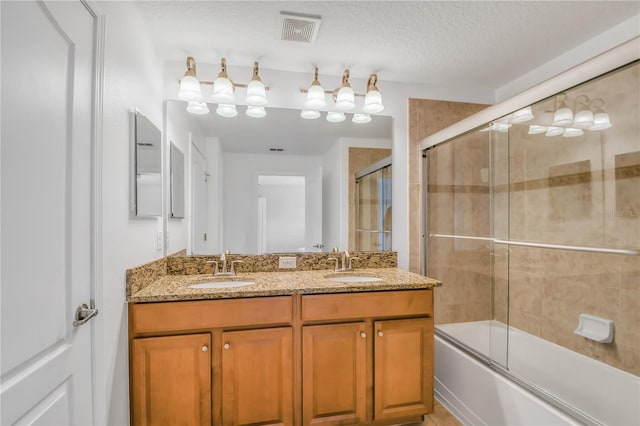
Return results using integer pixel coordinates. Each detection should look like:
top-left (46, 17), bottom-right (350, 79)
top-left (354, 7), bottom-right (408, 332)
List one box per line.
top-left (166, 100), bottom-right (393, 255)
top-left (131, 110), bottom-right (162, 218)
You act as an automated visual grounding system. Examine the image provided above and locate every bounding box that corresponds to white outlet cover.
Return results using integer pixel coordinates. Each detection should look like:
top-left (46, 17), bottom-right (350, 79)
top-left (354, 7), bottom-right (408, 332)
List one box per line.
top-left (279, 256), bottom-right (297, 269)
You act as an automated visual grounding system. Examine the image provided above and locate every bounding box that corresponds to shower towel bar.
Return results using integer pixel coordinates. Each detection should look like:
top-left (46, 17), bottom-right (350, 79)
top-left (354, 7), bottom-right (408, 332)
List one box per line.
top-left (429, 234), bottom-right (640, 256)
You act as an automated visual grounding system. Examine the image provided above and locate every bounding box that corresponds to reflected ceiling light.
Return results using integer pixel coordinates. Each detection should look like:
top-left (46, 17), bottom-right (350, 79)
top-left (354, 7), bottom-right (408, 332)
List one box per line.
top-left (304, 67), bottom-right (327, 109)
top-left (363, 74), bottom-right (384, 113)
top-left (246, 105), bottom-right (266, 118)
top-left (326, 111), bottom-right (345, 123)
top-left (245, 62), bottom-right (267, 106)
top-left (335, 70), bottom-right (355, 111)
top-left (563, 128), bottom-right (584, 137)
top-left (588, 99), bottom-right (612, 130)
top-left (186, 101), bottom-right (209, 115)
top-left (545, 126), bottom-right (565, 137)
top-left (352, 113), bottom-right (372, 124)
top-left (178, 57), bottom-right (203, 102)
top-left (572, 95), bottom-right (594, 129)
top-left (212, 58), bottom-right (235, 104)
top-left (510, 106), bottom-right (534, 123)
top-left (216, 104), bottom-right (237, 118)
top-left (528, 125), bottom-right (547, 134)
top-left (552, 94), bottom-right (573, 126)
top-left (300, 109), bottom-right (320, 119)
top-left (489, 122), bottom-right (512, 132)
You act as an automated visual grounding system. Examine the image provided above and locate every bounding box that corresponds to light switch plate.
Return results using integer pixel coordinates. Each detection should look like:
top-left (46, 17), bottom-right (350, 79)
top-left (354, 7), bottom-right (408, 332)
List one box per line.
top-left (279, 256), bottom-right (297, 269)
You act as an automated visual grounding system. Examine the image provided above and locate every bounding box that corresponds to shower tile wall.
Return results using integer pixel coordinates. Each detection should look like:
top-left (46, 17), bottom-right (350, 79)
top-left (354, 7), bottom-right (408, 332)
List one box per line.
top-left (427, 130), bottom-right (492, 324)
top-left (429, 62), bottom-right (639, 376)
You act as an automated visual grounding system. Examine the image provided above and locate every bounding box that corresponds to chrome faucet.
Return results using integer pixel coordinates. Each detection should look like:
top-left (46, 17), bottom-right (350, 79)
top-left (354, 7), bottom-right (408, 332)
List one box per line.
top-left (328, 248), bottom-right (360, 272)
top-left (207, 249), bottom-right (242, 276)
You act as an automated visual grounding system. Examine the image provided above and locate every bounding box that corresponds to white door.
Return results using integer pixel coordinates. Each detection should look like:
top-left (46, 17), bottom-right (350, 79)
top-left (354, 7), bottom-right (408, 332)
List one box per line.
top-left (191, 144), bottom-right (208, 254)
top-left (1, 1), bottom-right (97, 424)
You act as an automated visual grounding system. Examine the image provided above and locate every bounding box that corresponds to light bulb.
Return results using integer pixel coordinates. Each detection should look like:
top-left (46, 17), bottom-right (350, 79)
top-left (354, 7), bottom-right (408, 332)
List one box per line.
top-left (563, 128), bottom-right (583, 137)
top-left (246, 80), bottom-right (267, 106)
top-left (335, 86), bottom-right (355, 111)
top-left (305, 85), bottom-right (327, 109)
top-left (186, 101), bottom-right (209, 115)
top-left (300, 110), bottom-right (320, 119)
top-left (178, 75), bottom-right (202, 102)
top-left (510, 106), bottom-right (534, 123)
top-left (546, 126), bottom-right (565, 137)
top-left (216, 104), bottom-right (237, 118)
top-left (528, 125), bottom-right (547, 134)
top-left (589, 112), bottom-right (612, 130)
top-left (363, 89), bottom-right (384, 114)
top-left (246, 106), bottom-right (266, 118)
top-left (326, 111), bottom-right (345, 123)
top-left (212, 76), bottom-right (235, 104)
top-left (352, 113), bottom-right (372, 124)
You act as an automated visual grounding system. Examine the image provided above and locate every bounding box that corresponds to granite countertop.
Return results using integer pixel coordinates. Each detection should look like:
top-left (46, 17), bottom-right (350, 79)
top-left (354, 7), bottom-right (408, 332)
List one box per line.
top-left (127, 268), bottom-right (441, 303)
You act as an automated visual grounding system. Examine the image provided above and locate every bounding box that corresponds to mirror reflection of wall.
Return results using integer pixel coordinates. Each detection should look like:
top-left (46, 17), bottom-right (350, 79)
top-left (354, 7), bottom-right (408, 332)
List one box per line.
top-left (165, 100), bottom-right (393, 254)
top-left (170, 142), bottom-right (185, 219)
top-left (132, 110), bottom-right (162, 217)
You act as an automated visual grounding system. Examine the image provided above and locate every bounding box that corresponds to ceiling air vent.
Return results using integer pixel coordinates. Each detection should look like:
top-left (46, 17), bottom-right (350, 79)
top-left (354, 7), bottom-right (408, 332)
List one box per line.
top-left (279, 12), bottom-right (321, 44)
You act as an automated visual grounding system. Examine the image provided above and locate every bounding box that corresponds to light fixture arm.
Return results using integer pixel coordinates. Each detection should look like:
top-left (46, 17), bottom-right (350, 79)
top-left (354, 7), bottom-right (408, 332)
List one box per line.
top-left (341, 69), bottom-right (351, 87)
top-left (573, 94), bottom-right (590, 111)
top-left (252, 61), bottom-right (262, 81)
top-left (218, 58), bottom-right (229, 79)
top-left (184, 56), bottom-right (197, 77)
top-left (366, 73), bottom-right (378, 92)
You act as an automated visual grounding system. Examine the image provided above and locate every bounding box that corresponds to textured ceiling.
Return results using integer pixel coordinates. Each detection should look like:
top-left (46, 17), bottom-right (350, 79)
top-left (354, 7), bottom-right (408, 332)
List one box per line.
top-left (135, 1), bottom-right (638, 88)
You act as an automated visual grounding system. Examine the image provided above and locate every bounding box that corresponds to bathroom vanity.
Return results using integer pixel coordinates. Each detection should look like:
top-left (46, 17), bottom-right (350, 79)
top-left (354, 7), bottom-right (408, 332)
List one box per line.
top-left (127, 266), bottom-right (440, 426)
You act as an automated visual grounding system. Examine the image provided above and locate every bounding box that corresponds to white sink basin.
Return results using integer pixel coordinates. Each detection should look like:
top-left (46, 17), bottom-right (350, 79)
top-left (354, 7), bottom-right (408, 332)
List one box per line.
top-left (325, 275), bottom-right (383, 283)
top-left (188, 281), bottom-right (254, 289)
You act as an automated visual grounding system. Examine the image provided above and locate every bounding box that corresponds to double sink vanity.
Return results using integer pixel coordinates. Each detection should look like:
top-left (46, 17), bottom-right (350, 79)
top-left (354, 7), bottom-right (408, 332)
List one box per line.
top-left (127, 251), bottom-right (441, 426)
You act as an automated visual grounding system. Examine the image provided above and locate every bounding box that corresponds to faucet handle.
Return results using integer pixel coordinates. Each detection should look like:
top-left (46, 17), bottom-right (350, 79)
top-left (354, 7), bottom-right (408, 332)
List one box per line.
top-left (206, 260), bottom-right (219, 275)
top-left (327, 257), bottom-right (340, 272)
top-left (230, 260), bottom-right (243, 275)
top-left (347, 257), bottom-right (360, 271)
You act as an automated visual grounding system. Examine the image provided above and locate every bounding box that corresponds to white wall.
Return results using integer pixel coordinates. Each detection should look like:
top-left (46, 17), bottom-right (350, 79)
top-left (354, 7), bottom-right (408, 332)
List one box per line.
top-left (222, 153), bottom-right (322, 254)
top-left (96, 2), bottom-right (164, 424)
top-left (206, 137), bottom-right (223, 254)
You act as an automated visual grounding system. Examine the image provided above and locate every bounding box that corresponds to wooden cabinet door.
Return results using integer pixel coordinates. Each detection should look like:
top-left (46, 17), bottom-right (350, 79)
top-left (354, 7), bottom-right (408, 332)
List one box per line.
top-left (221, 327), bottom-right (293, 426)
top-left (131, 333), bottom-right (211, 426)
top-left (302, 323), bottom-right (367, 425)
top-left (374, 318), bottom-right (433, 420)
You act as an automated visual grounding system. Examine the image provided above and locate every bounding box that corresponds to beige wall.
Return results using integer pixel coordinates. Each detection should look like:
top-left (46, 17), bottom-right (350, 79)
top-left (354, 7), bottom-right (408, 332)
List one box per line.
top-left (427, 62), bottom-right (640, 376)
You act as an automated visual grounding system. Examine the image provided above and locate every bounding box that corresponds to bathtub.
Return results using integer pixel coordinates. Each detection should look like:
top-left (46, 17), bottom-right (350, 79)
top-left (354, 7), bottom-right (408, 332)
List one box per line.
top-left (435, 321), bottom-right (640, 426)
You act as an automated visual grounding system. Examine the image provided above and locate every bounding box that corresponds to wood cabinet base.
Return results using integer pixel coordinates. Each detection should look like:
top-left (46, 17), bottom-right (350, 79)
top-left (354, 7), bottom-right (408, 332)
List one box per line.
top-left (129, 290), bottom-right (434, 426)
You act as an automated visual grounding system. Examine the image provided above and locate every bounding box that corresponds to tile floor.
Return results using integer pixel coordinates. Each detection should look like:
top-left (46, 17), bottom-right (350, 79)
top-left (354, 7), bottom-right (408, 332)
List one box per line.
top-left (414, 400), bottom-right (462, 426)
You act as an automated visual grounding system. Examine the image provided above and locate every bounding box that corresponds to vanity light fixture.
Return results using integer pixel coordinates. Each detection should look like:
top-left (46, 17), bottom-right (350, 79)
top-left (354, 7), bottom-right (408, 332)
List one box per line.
top-left (212, 58), bottom-right (236, 104)
top-left (246, 105), bottom-right (267, 118)
top-left (304, 67), bottom-right (327, 109)
top-left (510, 106), bottom-right (534, 123)
top-left (299, 67), bottom-right (385, 122)
top-left (178, 57), bottom-right (203, 102)
top-left (352, 113), bottom-right (372, 124)
top-left (335, 70), bottom-right (355, 111)
top-left (300, 109), bottom-right (321, 119)
top-left (588, 99), bottom-right (612, 130)
top-left (363, 74), bottom-right (384, 114)
top-left (545, 126), bottom-right (565, 137)
top-left (178, 57), bottom-right (270, 117)
top-left (326, 111), bottom-right (346, 123)
top-left (216, 104), bottom-right (238, 118)
top-left (563, 127), bottom-right (584, 137)
top-left (186, 101), bottom-right (209, 115)
top-left (245, 62), bottom-right (267, 106)
top-left (552, 94), bottom-right (574, 126)
top-left (528, 125), bottom-right (547, 134)
top-left (572, 95), bottom-right (594, 129)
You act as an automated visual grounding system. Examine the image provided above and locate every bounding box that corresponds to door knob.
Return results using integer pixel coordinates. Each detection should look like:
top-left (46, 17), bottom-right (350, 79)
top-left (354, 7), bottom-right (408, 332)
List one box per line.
top-left (202, 345), bottom-right (208, 352)
top-left (223, 343), bottom-right (230, 350)
top-left (360, 332), bottom-right (366, 339)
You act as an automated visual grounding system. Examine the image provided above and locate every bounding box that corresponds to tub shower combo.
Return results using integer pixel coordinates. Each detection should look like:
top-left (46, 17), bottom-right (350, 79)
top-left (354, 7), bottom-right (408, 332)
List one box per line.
top-left (423, 45), bottom-right (639, 425)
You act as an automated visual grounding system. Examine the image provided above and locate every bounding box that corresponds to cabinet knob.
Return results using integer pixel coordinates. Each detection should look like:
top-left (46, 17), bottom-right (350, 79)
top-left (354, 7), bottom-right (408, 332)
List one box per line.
top-left (201, 345), bottom-right (208, 352)
top-left (377, 330), bottom-right (384, 337)
top-left (360, 332), bottom-right (366, 339)
top-left (223, 343), bottom-right (230, 350)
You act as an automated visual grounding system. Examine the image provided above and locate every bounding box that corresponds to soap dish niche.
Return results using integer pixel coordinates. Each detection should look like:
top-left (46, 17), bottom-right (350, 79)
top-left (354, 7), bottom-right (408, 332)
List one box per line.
top-left (574, 314), bottom-right (614, 343)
